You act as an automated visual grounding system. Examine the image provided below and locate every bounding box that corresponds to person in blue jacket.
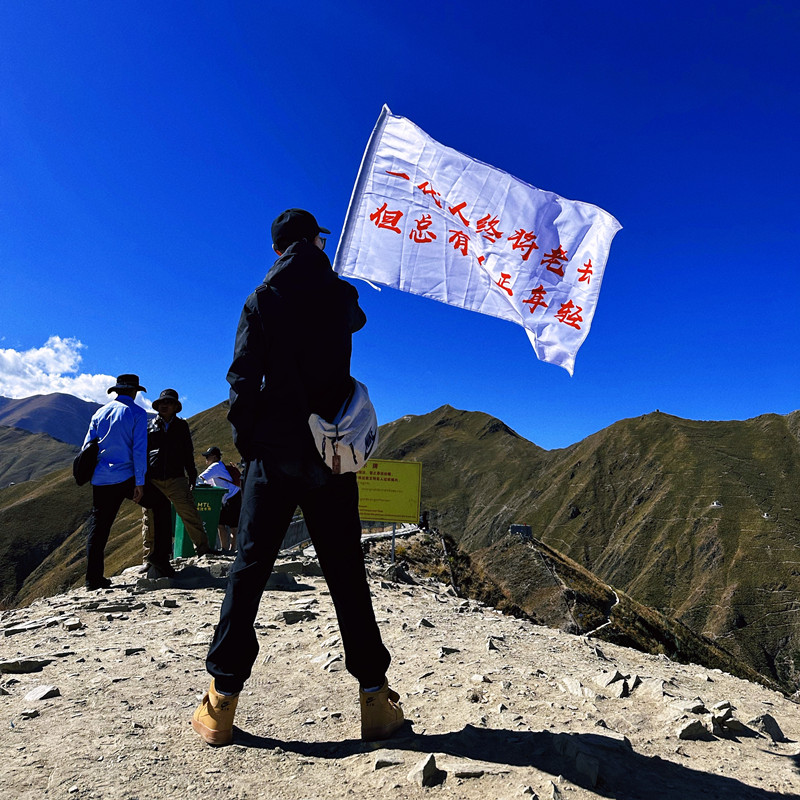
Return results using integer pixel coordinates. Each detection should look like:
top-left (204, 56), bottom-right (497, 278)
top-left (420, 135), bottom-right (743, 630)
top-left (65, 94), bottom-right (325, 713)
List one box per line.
top-left (81, 374), bottom-right (168, 589)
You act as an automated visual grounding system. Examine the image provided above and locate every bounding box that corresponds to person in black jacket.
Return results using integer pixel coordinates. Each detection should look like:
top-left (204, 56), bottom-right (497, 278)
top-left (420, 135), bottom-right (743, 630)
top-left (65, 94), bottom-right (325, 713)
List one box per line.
top-left (142, 388), bottom-right (212, 578)
top-left (192, 209), bottom-right (403, 746)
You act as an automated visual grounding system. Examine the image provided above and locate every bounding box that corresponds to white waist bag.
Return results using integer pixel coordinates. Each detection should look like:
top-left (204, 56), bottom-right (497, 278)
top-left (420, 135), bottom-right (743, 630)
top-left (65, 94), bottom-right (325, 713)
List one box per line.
top-left (308, 379), bottom-right (378, 474)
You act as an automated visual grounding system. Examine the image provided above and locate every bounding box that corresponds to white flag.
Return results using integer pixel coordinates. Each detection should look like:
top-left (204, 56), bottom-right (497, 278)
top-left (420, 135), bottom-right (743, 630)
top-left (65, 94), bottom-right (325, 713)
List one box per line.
top-left (334, 106), bottom-right (622, 375)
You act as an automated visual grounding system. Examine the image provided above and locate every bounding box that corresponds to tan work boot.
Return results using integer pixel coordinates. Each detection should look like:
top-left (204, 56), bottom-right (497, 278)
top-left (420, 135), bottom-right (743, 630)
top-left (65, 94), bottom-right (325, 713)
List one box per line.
top-left (192, 679), bottom-right (239, 745)
top-left (360, 680), bottom-right (404, 741)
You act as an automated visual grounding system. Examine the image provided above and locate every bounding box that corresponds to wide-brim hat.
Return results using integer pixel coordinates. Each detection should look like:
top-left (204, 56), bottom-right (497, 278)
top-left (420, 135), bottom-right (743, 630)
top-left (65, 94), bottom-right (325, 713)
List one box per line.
top-left (271, 208), bottom-right (330, 252)
top-left (107, 374), bottom-right (146, 394)
top-left (152, 388), bottom-right (182, 413)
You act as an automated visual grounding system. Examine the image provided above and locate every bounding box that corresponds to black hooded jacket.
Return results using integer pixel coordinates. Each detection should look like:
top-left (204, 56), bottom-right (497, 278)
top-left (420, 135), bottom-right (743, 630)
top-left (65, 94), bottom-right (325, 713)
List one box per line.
top-left (146, 415), bottom-right (198, 484)
top-left (226, 239), bottom-right (366, 482)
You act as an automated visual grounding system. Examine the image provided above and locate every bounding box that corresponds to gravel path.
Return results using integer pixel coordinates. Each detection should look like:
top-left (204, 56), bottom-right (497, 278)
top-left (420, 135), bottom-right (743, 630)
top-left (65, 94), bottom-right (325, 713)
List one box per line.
top-left (2, 551), bottom-right (799, 799)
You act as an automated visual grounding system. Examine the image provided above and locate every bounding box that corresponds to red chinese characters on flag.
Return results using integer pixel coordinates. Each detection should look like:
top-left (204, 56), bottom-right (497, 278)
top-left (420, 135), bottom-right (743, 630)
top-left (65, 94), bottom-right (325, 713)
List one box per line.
top-left (496, 273), bottom-right (514, 296)
top-left (541, 245), bottom-right (569, 277)
top-left (507, 229), bottom-right (539, 261)
top-left (417, 181), bottom-right (443, 209)
top-left (370, 203), bottom-right (403, 234)
top-left (448, 229), bottom-right (470, 256)
top-left (476, 214), bottom-right (504, 243)
top-left (555, 300), bottom-right (583, 329)
top-left (448, 201), bottom-right (471, 227)
top-left (368, 173), bottom-right (592, 334)
top-left (409, 214), bottom-right (437, 243)
top-left (334, 107), bottom-right (622, 376)
top-left (522, 284), bottom-right (548, 314)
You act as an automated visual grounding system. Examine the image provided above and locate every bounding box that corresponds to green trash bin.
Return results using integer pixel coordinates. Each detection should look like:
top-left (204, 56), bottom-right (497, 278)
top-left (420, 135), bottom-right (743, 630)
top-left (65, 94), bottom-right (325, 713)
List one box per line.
top-left (173, 485), bottom-right (227, 558)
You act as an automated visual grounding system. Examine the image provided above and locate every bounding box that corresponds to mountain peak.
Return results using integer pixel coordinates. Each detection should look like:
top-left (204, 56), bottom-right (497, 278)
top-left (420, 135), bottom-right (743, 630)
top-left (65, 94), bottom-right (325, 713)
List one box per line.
top-left (0, 393), bottom-right (101, 446)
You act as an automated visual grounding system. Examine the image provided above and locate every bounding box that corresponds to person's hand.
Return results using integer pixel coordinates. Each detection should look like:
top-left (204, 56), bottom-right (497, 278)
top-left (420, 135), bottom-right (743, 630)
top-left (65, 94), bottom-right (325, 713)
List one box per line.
top-left (133, 485), bottom-right (144, 504)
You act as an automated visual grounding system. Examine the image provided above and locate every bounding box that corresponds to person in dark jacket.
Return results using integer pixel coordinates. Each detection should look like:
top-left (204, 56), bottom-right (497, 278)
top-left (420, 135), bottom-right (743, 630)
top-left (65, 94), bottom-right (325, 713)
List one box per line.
top-left (142, 388), bottom-right (212, 578)
top-left (192, 209), bottom-right (403, 746)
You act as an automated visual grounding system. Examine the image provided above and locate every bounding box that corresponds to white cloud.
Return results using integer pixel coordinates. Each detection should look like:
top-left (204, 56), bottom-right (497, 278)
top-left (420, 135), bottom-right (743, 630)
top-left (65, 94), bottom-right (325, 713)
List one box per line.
top-left (0, 336), bottom-right (152, 410)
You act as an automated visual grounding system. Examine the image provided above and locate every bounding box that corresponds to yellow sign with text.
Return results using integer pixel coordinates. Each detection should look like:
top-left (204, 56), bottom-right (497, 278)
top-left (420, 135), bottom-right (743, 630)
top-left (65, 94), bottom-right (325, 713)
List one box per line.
top-left (357, 459), bottom-right (422, 523)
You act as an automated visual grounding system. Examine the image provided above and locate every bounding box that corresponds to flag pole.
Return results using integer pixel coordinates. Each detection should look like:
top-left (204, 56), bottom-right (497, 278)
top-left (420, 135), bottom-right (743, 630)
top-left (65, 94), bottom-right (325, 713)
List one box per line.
top-left (333, 105), bottom-right (391, 274)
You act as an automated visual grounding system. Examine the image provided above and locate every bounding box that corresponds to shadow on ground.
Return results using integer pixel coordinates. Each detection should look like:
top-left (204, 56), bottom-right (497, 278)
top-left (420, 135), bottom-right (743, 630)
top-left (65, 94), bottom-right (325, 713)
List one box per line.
top-left (233, 723), bottom-right (798, 800)
top-left (162, 562), bottom-right (315, 592)
top-left (163, 564), bottom-right (313, 593)
top-left (167, 565), bottom-right (227, 590)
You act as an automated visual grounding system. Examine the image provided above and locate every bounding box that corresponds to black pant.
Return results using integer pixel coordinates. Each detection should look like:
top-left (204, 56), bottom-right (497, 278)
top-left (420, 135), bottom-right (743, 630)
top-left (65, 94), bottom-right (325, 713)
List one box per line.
top-left (85, 479), bottom-right (170, 584)
top-left (206, 460), bottom-right (391, 694)
top-left (219, 489), bottom-right (242, 528)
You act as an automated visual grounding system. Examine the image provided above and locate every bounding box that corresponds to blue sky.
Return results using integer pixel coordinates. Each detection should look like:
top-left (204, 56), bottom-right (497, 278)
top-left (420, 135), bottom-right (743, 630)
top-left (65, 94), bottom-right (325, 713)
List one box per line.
top-left (2, 1), bottom-right (798, 450)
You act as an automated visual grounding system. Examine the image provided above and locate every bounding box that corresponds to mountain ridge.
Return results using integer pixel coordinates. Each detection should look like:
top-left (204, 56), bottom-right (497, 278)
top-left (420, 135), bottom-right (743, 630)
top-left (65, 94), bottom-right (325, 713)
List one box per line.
top-left (375, 404), bottom-right (800, 693)
top-left (0, 393), bottom-right (101, 447)
top-left (0, 427), bottom-right (78, 487)
top-left (2, 398), bottom-right (799, 696)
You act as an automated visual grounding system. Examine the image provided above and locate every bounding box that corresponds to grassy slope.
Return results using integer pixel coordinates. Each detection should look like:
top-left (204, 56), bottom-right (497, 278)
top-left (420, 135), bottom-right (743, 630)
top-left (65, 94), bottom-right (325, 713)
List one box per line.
top-left (376, 405), bottom-right (550, 551)
top-left (475, 533), bottom-right (782, 693)
top-left (0, 427), bottom-right (78, 487)
top-left (387, 530), bottom-right (781, 693)
top-left (377, 406), bottom-right (800, 692)
top-left (528, 412), bottom-right (800, 692)
top-left (5, 401), bottom-right (800, 693)
top-left (0, 467), bottom-right (90, 605)
top-left (4, 402), bottom-right (237, 607)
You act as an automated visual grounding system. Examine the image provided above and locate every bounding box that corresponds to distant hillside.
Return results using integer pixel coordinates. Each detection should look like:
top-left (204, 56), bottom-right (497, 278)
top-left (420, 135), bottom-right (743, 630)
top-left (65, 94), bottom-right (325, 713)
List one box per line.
top-left (377, 405), bottom-right (800, 694)
top-left (4, 400), bottom-right (800, 696)
top-left (0, 427), bottom-right (77, 487)
top-left (0, 466), bottom-right (91, 605)
top-left (1, 403), bottom-right (237, 607)
top-left (0, 393), bottom-right (101, 446)
top-left (385, 529), bottom-right (781, 693)
top-left (186, 400), bottom-right (236, 465)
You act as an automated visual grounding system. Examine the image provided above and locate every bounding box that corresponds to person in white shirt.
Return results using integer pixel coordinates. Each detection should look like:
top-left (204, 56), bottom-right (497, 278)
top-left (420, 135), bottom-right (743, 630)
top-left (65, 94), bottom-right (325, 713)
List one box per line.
top-left (197, 447), bottom-right (241, 553)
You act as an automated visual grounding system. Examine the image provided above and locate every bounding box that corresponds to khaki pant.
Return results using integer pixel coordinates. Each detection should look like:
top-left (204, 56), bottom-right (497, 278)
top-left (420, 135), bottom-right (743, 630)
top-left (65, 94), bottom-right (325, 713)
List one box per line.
top-left (142, 477), bottom-right (208, 562)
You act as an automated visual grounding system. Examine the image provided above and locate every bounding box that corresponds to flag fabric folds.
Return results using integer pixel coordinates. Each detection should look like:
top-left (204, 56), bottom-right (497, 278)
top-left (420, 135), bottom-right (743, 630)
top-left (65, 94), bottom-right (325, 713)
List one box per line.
top-left (333, 105), bottom-right (622, 375)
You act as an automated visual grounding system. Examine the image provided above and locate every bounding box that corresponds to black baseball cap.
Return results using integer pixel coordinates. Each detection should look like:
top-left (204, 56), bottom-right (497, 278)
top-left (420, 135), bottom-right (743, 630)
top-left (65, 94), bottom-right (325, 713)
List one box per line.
top-left (271, 208), bottom-right (330, 252)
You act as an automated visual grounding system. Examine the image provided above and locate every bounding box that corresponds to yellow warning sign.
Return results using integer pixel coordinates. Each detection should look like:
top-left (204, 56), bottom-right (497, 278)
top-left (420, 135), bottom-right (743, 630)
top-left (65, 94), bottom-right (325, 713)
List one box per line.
top-left (356, 459), bottom-right (422, 523)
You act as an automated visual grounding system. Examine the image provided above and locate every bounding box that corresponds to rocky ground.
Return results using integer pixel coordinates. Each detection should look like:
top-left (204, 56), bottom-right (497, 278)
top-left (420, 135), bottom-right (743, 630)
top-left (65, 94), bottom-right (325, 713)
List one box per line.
top-left (1, 545), bottom-right (799, 800)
